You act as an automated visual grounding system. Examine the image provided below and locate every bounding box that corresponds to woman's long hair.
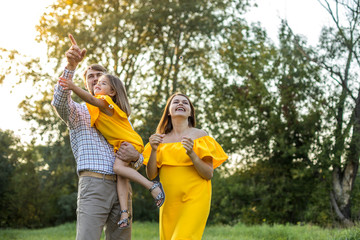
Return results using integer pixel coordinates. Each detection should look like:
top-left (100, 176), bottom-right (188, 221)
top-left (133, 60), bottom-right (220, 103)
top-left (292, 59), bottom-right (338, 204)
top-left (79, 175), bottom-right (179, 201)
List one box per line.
top-left (156, 93), bottom-right (196, 134)
top-left (105, 74), bottom-right (131, 117)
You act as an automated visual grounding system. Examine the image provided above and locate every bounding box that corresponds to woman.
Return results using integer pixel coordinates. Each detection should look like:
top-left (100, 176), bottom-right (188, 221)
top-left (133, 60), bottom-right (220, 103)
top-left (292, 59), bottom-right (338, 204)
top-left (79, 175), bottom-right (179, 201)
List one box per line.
top-left (143, 93), bottom-right (228, 240)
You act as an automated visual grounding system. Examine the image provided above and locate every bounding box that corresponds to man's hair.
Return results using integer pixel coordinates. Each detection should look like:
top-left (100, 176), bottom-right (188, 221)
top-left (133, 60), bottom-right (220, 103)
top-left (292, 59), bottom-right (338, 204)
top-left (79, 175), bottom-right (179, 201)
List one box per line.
top-left (83, 64), bottom-right (107, 82)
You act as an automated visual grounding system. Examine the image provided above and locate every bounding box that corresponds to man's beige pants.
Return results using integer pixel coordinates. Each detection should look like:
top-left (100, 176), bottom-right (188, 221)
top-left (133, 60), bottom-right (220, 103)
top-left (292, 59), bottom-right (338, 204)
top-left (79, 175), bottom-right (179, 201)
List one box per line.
top-left (76, 176), bottom-right (132, 240)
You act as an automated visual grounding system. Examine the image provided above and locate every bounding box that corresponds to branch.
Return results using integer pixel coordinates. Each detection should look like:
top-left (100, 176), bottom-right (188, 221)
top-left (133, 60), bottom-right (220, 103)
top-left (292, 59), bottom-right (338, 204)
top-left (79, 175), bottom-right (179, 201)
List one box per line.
top-left (284, 21), bottom-right (357, 102)
top-left (317, 0), bottom-right (350, 47)
top-left (353, 50), bottom-right (360, 68)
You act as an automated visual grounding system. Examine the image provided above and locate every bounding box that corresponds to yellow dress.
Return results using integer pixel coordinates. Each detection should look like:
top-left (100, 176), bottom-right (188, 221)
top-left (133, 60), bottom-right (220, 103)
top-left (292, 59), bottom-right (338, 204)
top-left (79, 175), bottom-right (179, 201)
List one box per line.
top-left (143, 136), bottom-right (228, 240)
top-left (86, 95), bottom-right (144, 153)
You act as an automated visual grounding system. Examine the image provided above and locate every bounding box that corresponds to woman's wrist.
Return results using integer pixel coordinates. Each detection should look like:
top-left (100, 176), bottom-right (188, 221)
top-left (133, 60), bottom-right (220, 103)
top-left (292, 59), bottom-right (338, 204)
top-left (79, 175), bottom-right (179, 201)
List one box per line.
top-left (188, 151), bottom-right (197, 160)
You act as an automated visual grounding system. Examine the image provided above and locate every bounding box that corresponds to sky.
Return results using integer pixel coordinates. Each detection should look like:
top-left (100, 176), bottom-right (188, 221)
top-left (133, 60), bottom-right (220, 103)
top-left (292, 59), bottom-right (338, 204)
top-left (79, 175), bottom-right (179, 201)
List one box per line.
top-left (0, 0), bottom-right (333, 143)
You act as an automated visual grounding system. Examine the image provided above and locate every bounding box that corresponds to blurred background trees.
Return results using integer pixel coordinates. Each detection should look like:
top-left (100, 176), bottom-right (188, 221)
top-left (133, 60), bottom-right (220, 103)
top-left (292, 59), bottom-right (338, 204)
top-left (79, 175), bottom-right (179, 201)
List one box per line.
top-left (1, 0), bottom-right (360, 228)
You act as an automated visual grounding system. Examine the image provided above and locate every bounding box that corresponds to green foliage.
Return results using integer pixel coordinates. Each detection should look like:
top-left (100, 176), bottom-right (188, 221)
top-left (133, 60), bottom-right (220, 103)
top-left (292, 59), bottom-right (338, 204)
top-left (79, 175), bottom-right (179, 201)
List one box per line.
top-left (206, 21), bottom-right (335, 225)
top-left (303, 177), bottom-right (334, 226)
top-left (35, 0), bottom-right (252, 139)
top-left (313, 0), bottom-right (360, 223)
top-left (0, 129), bottom-right (77, 228)
top-left (0, 130), bottom-right (21, 227)
top-left (56, 193), bottom-right (77, 224)
top-left (350, 176), bottom-right (360, 222)
top-left (210, 163), bottom-right (329, 225)
top-left (131, 167), bottom-right (159, 222)
top-left (7, 148), bottom-right (44, 228)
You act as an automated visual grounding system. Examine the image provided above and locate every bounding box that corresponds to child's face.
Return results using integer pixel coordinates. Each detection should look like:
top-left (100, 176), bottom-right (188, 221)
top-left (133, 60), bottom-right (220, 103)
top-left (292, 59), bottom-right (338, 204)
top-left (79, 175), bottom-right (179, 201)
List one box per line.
top-left (94, 76), bottom-right (115, 96)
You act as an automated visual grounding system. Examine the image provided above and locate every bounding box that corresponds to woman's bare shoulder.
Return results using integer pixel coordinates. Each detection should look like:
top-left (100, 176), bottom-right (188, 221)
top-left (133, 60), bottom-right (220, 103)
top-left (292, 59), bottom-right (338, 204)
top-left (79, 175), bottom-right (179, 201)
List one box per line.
top-left (191, 128), bottom-right (208, 139)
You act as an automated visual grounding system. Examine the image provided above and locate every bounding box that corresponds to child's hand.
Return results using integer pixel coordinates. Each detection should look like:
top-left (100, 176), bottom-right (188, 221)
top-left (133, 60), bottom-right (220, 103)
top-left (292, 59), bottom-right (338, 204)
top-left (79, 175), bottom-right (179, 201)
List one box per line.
top-left (58, 77), bottom-right (75, 90)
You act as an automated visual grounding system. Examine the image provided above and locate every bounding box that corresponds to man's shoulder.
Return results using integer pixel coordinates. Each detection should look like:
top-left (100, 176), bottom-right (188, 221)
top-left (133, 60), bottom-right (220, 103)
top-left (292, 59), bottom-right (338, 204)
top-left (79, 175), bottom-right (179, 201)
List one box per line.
top-left (65, 102), bottom-right (92, 127)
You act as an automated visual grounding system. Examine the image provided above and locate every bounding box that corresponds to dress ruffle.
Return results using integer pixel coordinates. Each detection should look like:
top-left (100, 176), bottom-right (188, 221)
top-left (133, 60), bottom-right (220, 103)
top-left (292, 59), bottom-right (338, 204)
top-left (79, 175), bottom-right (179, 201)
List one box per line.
top-left (143, 135), bottom-right (228, 169)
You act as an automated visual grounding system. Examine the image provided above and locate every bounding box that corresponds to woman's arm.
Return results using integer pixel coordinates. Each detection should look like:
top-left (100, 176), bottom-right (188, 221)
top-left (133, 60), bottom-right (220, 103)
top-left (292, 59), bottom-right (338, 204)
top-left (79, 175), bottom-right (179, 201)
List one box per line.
top-left (182, 136), bottom-right (214, 180)
top-left (58, 77), bottom-right (110, 114)
top-left (146, 134), bottom-right (164, 180)
top-left (146, 149), bottom-right (159, 180)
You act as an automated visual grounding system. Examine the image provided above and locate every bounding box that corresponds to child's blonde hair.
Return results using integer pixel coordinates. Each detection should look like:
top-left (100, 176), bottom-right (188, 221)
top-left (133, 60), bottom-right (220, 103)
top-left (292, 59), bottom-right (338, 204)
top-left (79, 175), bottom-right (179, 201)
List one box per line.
top-left (104, 74), bottom-right (131, 117)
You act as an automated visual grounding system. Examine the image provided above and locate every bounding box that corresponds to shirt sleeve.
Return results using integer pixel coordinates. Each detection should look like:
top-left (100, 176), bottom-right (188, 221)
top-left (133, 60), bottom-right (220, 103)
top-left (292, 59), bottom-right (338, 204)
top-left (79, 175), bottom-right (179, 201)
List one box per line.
top-left (51, 68), bottom-right (80, 128)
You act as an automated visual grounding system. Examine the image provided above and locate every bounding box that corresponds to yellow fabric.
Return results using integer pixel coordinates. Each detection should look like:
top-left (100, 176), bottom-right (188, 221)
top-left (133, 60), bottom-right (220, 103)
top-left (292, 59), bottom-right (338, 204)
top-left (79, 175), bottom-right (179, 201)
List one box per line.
top-left (143, 136), bottom-right (228, 169)
top-left (143, 136), bottom-right (228, 240)
top-left (86, 95), bottom-right (144, 153)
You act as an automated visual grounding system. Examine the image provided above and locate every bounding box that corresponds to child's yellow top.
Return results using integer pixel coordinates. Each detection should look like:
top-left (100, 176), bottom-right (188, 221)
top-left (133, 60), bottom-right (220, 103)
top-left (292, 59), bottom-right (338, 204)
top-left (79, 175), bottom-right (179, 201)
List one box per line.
top-left (143, 135), bottom-right (228, 168)
top-left (86, 95), bottom-right (144, 153)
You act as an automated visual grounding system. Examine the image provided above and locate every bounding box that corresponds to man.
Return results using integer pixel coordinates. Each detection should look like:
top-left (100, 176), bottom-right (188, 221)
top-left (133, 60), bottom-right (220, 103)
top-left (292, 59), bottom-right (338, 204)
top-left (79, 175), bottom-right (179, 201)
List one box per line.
top-left (52, 34), bottom-right (142, 240)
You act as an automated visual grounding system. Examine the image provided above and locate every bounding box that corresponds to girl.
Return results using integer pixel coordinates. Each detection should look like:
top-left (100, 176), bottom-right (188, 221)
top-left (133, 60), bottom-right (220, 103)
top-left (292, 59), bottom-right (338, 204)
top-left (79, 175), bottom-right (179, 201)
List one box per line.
top-left (143, 93), bottom-right (228, 240)
top-left (59, 74), bottom-right (165, 228)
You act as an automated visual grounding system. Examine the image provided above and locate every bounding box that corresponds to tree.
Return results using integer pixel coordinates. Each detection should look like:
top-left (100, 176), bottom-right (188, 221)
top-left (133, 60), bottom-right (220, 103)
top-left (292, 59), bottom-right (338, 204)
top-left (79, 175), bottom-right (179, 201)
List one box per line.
top-left (0, 129), bottom-right (21, 227)
top-left (207, 0), bottom-right (360, 226)
top-left (35, 0), bottom-right (252, 139)
top-left (205, 19), bottom-right (328, 224)
top-left (313, 0), bottom-right (360, 226)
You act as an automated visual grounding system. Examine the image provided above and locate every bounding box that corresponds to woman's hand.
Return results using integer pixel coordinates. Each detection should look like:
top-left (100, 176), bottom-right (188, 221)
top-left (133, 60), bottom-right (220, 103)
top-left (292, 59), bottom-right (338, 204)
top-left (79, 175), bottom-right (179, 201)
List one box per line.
top-left (181, 136), bottom-right (194, 156)
top-left (182, 136), bottom-right (213, 179)
top-left (149, 134), bottom-right (165, 150)
top-left (147, 134), bottom-right (164, 180)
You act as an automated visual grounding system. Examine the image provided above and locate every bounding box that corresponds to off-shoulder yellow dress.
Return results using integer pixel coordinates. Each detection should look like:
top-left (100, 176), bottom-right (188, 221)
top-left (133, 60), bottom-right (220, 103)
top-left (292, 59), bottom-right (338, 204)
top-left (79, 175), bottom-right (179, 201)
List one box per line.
top-left (86, 95), bottom-right (144, 153)
top-left (143, 136), bottom-right (228, 240)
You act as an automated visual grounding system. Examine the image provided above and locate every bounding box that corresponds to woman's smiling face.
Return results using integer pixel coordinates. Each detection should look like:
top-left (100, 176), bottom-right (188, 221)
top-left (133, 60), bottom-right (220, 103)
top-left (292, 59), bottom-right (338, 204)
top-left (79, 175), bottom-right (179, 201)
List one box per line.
top-left (169, 95), bottom-right (191, 118)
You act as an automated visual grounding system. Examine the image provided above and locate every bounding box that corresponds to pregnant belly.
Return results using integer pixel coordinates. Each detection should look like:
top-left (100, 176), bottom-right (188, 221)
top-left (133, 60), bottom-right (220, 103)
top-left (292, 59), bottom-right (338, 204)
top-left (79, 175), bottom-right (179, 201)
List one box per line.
top-left (159, 165), bottom-right (211, 203)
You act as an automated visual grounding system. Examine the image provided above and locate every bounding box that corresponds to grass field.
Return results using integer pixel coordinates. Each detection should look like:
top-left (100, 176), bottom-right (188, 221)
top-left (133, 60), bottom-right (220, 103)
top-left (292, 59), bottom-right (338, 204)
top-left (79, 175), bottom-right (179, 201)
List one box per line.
top-left (1, 221), bottom-right (360, 240)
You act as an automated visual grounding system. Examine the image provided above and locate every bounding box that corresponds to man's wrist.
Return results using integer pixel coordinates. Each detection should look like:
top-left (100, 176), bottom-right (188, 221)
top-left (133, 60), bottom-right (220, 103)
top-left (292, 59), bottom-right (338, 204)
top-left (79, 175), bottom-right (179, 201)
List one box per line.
top-left (66, 63), bottom-right (77, 71)
top-left (132, 152), bottom-right (140, 162)
top-left (62, 67), bottom-right (75, 80)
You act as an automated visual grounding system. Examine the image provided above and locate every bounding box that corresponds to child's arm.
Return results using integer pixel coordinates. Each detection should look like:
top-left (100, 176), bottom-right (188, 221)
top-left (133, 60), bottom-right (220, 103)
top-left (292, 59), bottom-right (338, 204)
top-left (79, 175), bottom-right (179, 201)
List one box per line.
top-left (58, 77), bottom-right (112, 115)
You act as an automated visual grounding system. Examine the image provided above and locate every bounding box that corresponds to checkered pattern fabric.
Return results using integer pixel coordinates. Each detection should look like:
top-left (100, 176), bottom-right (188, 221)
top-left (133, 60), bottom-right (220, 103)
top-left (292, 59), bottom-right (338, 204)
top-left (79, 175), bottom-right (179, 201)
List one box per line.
top-left (51, 68), bottom-right (143, 174)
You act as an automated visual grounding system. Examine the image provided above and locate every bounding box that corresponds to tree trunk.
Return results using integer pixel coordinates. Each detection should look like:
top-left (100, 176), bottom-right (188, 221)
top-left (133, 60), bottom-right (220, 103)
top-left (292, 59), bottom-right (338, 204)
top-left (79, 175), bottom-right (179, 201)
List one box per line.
top-left (330, 90), bottom-right (360, 226)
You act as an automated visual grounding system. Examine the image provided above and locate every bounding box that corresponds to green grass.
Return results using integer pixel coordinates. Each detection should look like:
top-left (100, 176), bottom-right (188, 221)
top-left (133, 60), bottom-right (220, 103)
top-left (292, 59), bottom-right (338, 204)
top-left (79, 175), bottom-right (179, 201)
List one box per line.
top-left (203, 223), bottom-right (360, 240)
top-left (1, 221), bottom-right (360, 240)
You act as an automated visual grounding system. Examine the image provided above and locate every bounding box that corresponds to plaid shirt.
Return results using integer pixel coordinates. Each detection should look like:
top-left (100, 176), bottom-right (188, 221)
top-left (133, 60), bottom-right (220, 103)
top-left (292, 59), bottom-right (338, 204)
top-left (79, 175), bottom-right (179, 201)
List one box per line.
top-left (51, 68), bottom-right (143, 175)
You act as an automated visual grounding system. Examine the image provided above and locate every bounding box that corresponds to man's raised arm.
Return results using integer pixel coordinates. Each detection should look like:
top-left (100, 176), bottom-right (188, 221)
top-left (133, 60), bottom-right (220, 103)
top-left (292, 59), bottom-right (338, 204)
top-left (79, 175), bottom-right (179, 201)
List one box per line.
top-left (51, 34), bottom-right (87, 125)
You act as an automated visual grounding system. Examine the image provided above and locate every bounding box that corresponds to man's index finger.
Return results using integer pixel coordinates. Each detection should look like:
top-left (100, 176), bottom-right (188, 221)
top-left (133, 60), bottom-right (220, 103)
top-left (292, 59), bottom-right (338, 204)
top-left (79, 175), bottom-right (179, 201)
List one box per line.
top-left (69, 34), bottom-right (78, 46)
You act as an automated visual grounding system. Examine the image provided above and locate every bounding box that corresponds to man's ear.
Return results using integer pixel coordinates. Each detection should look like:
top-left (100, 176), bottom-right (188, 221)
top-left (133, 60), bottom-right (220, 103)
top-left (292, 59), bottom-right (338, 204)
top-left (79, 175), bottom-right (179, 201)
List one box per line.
top-left (84, 79), bottom-right (89, 89)
top-left (84, 82), bottom-right (94, 96)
